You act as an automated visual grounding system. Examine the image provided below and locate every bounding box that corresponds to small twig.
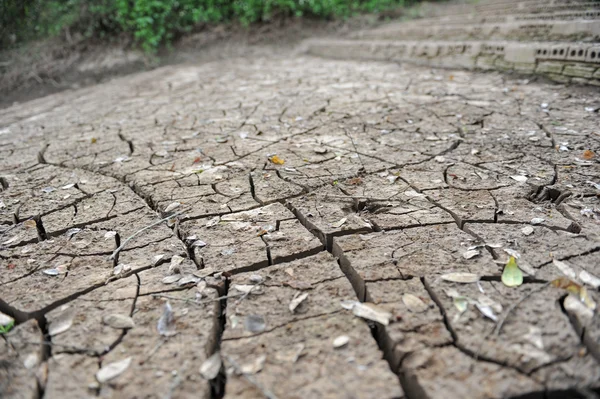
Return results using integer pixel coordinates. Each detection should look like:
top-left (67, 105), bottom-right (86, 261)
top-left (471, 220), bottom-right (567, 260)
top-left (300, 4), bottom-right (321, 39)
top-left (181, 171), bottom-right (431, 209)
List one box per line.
top-left (139, 338), bottom-right (167, 365)
top-left (224, 354), bottom-right (279, 399)
top-left (493, 282), bottom-right (550, 337)
top-left (108, 208), bottom-right (189, 260)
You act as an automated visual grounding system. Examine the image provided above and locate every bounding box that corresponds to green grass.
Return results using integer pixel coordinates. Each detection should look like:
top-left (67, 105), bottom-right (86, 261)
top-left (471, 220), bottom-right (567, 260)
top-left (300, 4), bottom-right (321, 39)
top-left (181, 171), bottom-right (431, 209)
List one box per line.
top-left (1, 0), bottom-right (410, 53)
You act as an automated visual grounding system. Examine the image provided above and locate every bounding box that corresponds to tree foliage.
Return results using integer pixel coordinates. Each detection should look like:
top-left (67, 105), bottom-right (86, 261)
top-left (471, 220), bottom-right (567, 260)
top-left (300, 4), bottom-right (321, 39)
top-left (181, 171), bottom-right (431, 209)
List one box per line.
top-left (1, 0), bottom-right (407, 52)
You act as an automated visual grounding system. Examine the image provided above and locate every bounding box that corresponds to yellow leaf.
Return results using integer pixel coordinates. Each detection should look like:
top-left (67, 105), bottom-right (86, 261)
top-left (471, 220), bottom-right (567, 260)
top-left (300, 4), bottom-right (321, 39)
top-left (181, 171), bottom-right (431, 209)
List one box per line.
top-left (501, 256), bottom-right (523, 287)
top-left (91, 137), bottom-right (97, 144)
top-left (269, 155), bottom-right (285, 165)
top-left (23, 219), bottom-right (37, 229)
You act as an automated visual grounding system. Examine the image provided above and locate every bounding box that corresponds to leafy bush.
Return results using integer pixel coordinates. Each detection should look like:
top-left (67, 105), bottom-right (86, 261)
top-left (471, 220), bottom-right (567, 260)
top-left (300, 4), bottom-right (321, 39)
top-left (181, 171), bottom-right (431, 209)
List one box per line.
top-left (1, 0), bottom-right (408, 52)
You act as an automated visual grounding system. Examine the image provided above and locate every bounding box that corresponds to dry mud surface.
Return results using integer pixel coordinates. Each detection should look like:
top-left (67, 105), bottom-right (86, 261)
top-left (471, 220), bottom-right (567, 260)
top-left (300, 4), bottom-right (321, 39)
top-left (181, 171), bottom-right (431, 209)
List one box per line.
top-left (1, 54), bottom-right (600, 399)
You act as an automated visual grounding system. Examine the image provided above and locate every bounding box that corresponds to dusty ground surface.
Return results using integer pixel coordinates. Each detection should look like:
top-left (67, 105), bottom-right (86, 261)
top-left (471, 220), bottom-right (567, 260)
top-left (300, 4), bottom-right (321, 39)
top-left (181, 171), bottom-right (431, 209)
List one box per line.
top-left (1, 50), bottom-right (600, 399)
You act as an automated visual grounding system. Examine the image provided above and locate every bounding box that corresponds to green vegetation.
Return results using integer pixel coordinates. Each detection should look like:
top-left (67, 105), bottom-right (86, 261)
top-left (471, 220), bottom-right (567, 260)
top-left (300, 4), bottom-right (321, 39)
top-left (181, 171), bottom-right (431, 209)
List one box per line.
top-left (1, 0), bottom-right (409, 52)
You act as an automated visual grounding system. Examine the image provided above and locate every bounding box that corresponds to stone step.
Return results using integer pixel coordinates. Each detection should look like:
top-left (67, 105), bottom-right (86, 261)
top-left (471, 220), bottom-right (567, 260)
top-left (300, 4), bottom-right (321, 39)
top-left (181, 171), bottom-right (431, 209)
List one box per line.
top-left (304, 38), bottom-right (600, 85)
top-left (353, 20), bottom-right (600, 43)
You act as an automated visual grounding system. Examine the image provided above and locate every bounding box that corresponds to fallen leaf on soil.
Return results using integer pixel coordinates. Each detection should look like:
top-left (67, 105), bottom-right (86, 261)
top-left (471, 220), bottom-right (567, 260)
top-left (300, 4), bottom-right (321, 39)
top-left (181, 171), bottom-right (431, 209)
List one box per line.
top-left (552, 259), bottom-right (576, 279)
top-left (551, 277), bottom-right (596, 310)
top-left (563, 294), bottom-right (594, 326)
top-left (502, 256), bottom-right (523, 287)
top-left (169, 255), bottom-right (185, 274)
top-left (102, 314), bottom-right (135, 329)
top-left (164, 202), bottom-right (181, 213)
top-left (96, 357), bottom-right (132, 383)
top-left (462, 249), bottom-right (480, 260)
top-left (333, 335), bottom-right (350, 348)
top-left (49, 310), bottom-right (75, 336)
top-left (582, 150), bottom-right (595, 160)
top-left (331, 217), bottom-right (347, 228)
top-left (440, 272), bottom-right (479, 283)
top-left (521, 226), bottom-right (534, 236)
top-left (162, 275), bottom-right (182, 285)
top-left (23, 219), bottom-right (36, 228)
top-left (199, 352), bottom-right (222, 380)
top-left (351, 302), bottom-right (392, 325)
top-left (475, 303), bottom-right (497, 322)
top-left (579, 270), bottom-right (600, 289)
top-left (402, 293), bottom-right (428, 313)
top-left (289, 292), bottom-right (309, 313)
top-left (157, 301), bottom-right (176, 336)
top-left (205, 216), bottom-right (220, 227)
top-left (241, 354), bottom-right (266, 375)
top-left (269, 155), bottom-right (285, 165)
top-left (510, 175), bottom-right (528, 183)
top-left (530, 218), bottom-right (545, 225)
top-left (453, 297), bottom-right (468, 314)
top-left (477, 295), bottom-right (503, 313)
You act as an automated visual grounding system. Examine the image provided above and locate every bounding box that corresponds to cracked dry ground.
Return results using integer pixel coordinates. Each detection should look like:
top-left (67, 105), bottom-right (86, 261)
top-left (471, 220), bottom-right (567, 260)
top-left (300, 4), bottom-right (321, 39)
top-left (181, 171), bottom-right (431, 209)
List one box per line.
top-left (1, 55), bottom-right (600, 399)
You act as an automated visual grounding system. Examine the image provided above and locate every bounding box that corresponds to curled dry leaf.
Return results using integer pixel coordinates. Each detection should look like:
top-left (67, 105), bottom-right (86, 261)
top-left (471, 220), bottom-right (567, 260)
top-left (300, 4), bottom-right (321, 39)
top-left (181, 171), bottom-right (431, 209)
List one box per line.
top-left (440, 272), bottom-right (479, 283)
top-left (551, 277), bottom-right (597, 310)
top-left (164, 202), bottom-right (181, 213)
top-left (402, 293), bottom-right (428, 313)
top-left (269, 155), bottom-right (285, 165)
top-left (23, 219), bottom-right (37, 229)
top-left (564, 294), bottom-right (594, 326)
top-left (289, 292), bottom-right (309, 313)
top-left (162, 275), bottom-right (182, 285)
top-left (199, 352), bottom-right (222, 380)
top-left (96, 357), bottom-right (132, 383)
top-left (475, 303), bottom-right (497, 322)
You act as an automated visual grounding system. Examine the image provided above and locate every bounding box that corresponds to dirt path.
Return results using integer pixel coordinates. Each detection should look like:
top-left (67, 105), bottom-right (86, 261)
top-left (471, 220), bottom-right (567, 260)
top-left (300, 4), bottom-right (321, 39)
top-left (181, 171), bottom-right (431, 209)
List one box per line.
top-left (1, 49), bottom-right (600, 398)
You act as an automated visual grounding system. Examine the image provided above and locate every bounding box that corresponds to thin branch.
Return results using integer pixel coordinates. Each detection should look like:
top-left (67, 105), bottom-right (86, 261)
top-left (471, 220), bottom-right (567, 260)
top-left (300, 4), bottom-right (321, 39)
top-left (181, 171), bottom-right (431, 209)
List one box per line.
top-left (108, 208), bottom-right (190, 260)
top-left (493, 282), bottom-right (550, 337)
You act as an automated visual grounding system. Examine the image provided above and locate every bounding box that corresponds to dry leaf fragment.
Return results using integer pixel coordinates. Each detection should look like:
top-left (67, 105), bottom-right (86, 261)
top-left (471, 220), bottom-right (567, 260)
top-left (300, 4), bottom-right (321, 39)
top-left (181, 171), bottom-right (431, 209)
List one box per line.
top-left (289, 292), bottom-right (309, 313)
top-left (475, 303), bottom-right (498, 322)
top-left (351, 302), bottom-right (392, 325)
top-left (551, 277), bottom-right (597, 310)
top-left (169, 255), bottom-right (185, 274)
top-left (333, 335), bottom-right (350, 348)
top-left (199, 352), bottom-right (222, 380)
top-left (331, 217), bottom-right (347, 228)
top-left (579, 270), bottom-right (600, 289)
top-left (521, 226), bottom-right (534, 236)
top-left (96, 357), bottom-right (132, 383)
top-left (402, 293), bottom-right (428, 313)
top-left (244, 315), bottom-right (266, 333)
top-left (564, 294), bottom-right (594, 326)
top-left (582, 150), bottom-right (595, 160)
top-left (501, 256), bottom-right (523, 287)
top-left (48, 310), bottom-right (75, 336)
top-left (462, 249), bottom-right (480, 260)
top-left (240, 354), bottom-right (266, 375)
top-left (552, 259), bottom-right (576, 279)
top-left (511, 175), bottom-right (528, 183)
top-left (157, 302), bottom-right (176, 336)
top-left (102, 314), bottom-right (135, 329)
top-left (23, 219), bottom-right (37, 229)
top-left (269, 155), bottom-right (285, 165)
top-left (164, 202), bottom-right (181, 213)
top-left (440, 272), bottom-right (479, 283)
